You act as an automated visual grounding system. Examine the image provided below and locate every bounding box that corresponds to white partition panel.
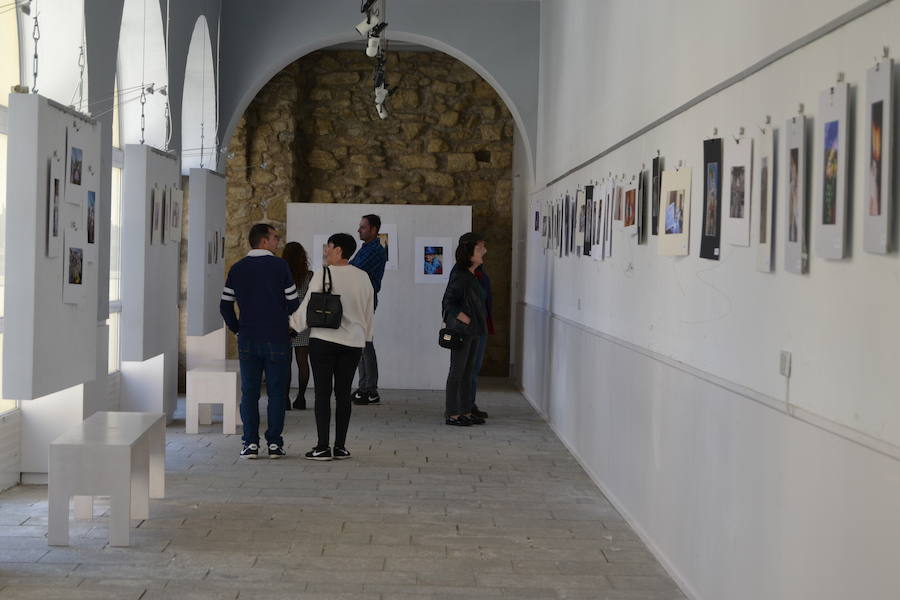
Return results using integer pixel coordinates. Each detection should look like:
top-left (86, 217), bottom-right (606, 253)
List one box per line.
top-left (121, 144), bottom-right (181, 362)
top-left (2, 94), bottom-right (101, 400)
top-left (187, 168), bottom-right (226, 336)
top-left (287, 203), bottom-right (471, 390)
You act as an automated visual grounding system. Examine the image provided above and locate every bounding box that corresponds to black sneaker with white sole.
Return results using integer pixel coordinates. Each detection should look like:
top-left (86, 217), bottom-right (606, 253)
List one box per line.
top-left (304, 447), bottom-right (333, 461)
top-left (366, 391), bottom-right (381, 404)
top-left (267, 443), bottom-right (286, 459)
top-left (332, 447), bottom-right (351, 460)
top-left (351, 389), bottom-right (367, 405)
top-left (240, 443), bottom-right (259, 459)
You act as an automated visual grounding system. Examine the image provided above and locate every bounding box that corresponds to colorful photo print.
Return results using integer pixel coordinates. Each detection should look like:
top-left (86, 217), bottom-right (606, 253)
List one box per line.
top-left (729, 166), bottom-right (746, 218)
top-left (378, 232), bottom-right (390, 262)
top-left (704, 162), bottom-right (719, 236)
top-left (869, 100), bottom-right (883, 216)
top-left (822, 120), bottom-right (839, 225)
top-left (624, 189), bottom-right (636, 227)
top-left (70, 147), bottom-right (83, 185)
top-left (423, 246), bottom-right (443, 275)
top-left (759, 157), bottom-right (768, 244)
top-left (86, 191), bottom-right (96, 244)
top-left (665, 189), bottom-right (684, 234)
top-left (788, 148), bottom-right (800, 242)
top-left (68, 247), bottom-right (83, 285)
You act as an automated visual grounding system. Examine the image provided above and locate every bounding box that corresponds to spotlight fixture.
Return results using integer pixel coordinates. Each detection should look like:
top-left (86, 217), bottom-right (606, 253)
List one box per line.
top-left (360, 0), bottom-right (377, 13)
top-left (355, 14), bottom-right (380, 36)
top-left (366, 36), bottom-right (380, 58)
top-left (376, 103), bottom-right (388, 120)
top-left (18, 0), bottom-right (31, 15)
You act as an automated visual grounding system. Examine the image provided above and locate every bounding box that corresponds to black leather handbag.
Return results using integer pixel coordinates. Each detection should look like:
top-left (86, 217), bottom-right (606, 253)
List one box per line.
top-left (306, 266), bottom-right (342, 329)
top-left (438, 326), bottom-right (464, 350)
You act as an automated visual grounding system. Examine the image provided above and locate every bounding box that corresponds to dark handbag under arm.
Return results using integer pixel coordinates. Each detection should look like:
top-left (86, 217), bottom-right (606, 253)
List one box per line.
top-left (306, 266), bottom-right (343, 329)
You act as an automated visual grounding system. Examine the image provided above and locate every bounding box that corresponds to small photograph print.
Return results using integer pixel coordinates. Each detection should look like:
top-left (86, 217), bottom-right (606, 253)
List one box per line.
top-left (70, 147), bottom-right (83, 185)
top-left (730, 166), bottom-right (746, 218)
top-left (759, 157), bottom-right (768, 244)
top-left (869, 100), bottom-right (883, 216)
top-left (665, 189), bottom-right (684, 234)
top-left (534, 210), bottom-right (540, 231)
top-left (52, 178), bottom-right (60, 237)
top-left (86, 191), bottom-right (96, 244)
top-left (788, 148), bottom-right (800, 242)
top-left (161, 189), bottom-right (168, 244)
top-left (624, 189), bottom-right (636, 227)
top-left (651, 156), bottom-right (661, 235)
top-left (423, 246), bottom-right (443, 275)
top-left (614, 187), bottom-right (623, 221)
top-left (822, 120), bottom-right (839, 225)
top-left (68, 247), bottom-right (83, 285)
top-left (704, 162), bottom-right (719, 236)
top-left (378, 232), bottom-right (390, 262)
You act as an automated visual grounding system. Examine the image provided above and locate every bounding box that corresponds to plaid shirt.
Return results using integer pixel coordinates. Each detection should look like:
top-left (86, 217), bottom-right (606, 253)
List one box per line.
top-left (350, 238), bottom-right (387, 308)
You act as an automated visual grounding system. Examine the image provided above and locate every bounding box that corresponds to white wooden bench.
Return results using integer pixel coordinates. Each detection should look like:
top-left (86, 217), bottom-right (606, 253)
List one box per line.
top-left (48, 411), bottom-right (166, 547)
top-left (186, 359), bottom-right (241, 434)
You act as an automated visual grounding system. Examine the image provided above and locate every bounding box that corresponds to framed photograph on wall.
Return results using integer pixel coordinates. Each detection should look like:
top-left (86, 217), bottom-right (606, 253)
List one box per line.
top-left (784, 114), bottom-right (809, 274)
top-left (46, 158), bottom-right (63, 259)
top-left (651, 155), bottom-right (663, 236)
top-left (816, 83), bottom-right (849, 259)
top-left (623, 179), bottom-right (638, 237)
top-left (311, 233), bottom-right (330, 272)
top-left (637, 170), bottom-right (647, 244)
top-left (161, 187), bottom-right (169, 245)
top-left (377, 223), bottom-right (399, 271)
top-left (584, 184), bottom-right (594, 256)
top-left (864, 58), bottom-right (894, 254)
top-left (63, 226), bottom-right (85, 304)
top-left (725, 136), bottom-right (753, 247)
top-left (657, 167), bottom-right (692, 256)
top-left (170, 188), bottom-right (183, 242)
top-left (150, 188), bottom-right (161, 245)
top-left (754, 123), bottom-right (777, 272)
top-left (414, 237), bottom-right (452, 284)
top-left (700, 138), bottom-right (723, 259)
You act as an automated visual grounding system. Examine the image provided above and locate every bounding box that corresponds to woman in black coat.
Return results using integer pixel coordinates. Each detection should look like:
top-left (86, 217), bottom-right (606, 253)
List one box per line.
top-left (441, 232), bottom-right (488, 426)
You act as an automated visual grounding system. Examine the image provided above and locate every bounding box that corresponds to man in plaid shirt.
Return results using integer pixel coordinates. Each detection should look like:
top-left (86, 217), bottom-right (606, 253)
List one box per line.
top-left (350, 214), bottom-right (387, 404)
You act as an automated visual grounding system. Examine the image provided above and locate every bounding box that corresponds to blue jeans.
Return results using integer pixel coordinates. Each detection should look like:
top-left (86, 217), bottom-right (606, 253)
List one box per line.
top-left (238, 339), bottom-right (291, 446)
top-left (469, 334), bottom-right (487, 408)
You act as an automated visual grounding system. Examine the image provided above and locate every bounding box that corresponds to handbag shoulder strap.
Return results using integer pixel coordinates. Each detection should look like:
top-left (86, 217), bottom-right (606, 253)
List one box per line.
top-left (323, 265), bottom-right (333, 294)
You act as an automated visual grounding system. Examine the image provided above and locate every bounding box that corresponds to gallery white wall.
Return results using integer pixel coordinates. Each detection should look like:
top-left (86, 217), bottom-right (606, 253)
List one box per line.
top-left (120, 144), bottom-right (181, 416)
top-left (287, 203), bottom-right (471, 390)
top-left (521, 2), bottom-right (900, 599)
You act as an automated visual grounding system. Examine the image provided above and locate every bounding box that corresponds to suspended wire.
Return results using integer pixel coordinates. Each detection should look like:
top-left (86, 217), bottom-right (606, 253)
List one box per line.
top-left (199, 17), bottom-right (207, 168)
top-left (163, 0), bottom-right (172, 149)
top-left (215, 0), bottom-right (221, 167)
top-left (139, 0), bottom-right (147, 144)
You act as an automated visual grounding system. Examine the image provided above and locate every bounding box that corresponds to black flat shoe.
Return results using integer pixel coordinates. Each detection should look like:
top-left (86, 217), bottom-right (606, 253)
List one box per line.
top-left (472, 407), bottom-right (489, 419)
top-left (292, 397), bottom-right (306, 410)
top-left (445, 416), bottom-right (472, 426)
top-left (466, 414), bottom-right (486, 425)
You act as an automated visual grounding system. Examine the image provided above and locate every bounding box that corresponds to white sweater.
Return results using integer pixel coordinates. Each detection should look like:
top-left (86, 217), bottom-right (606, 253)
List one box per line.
top-left (290, 264), bottom-right (374, 348)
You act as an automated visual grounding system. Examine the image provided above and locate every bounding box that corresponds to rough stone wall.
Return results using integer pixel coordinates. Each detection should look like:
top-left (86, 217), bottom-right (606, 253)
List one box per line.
top-left (222, 50), bottom-right (513, 376)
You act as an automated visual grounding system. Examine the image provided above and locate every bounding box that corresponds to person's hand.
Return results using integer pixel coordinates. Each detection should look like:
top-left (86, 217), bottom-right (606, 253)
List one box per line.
top-left (457, 312), bottom-right (471, 325)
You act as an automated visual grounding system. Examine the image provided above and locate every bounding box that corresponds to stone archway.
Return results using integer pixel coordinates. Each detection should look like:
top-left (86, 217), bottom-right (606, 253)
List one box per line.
top-left (224, 48), bottom-right (514, 376)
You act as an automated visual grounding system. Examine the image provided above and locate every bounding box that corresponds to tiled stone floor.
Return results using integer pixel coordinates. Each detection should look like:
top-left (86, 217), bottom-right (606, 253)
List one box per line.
top-left (0, 381), bottom-right (684, 599)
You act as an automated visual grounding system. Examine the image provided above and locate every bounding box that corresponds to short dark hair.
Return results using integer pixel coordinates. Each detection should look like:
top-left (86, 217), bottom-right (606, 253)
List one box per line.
top-left (248, 223), bottom-right (275, 248)
top-left (328, 233), bottom-right (357, 259)
top-left (362, 214), bottom-right (381, 232)
top-left (455, 231), bottom-right (485, 267)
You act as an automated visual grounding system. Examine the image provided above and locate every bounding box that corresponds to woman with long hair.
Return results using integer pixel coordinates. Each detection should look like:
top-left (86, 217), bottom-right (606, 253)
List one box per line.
top-left (282, 242), bottom-right (314, 410)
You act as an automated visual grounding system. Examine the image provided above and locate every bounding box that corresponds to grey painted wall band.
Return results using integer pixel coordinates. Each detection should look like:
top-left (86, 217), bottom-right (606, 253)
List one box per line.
top-left (543, 0), bottom-right (893, 189)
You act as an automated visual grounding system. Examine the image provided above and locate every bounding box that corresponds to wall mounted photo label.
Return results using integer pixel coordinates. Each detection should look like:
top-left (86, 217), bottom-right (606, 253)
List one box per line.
top-left (657, 167), bottom-right (692, 256)
top-left (414, 237), bottom-right (452, 283)
top-left (816, 83), bottom-right (849, 259)
top-left (864, 58), bottom-right (894, 254)
top-left (784, 115), bottom-right (808, 274)
top-left (725, 137), bottom-right (753, 247)
top-left (69, 147), bottom-right (83, 186)
top-left (62, 226), bottom-right (85, 304)
top-left (700, 138), bottom-right (723, 259)
top-left (754, 125), bottom-right (777, 272)
top-left (651, 156), bottom-right (662, 235)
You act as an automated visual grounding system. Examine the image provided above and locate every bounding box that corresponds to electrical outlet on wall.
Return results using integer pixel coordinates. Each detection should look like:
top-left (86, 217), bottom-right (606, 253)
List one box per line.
top-left (780, 351), bottom-right (792, 377)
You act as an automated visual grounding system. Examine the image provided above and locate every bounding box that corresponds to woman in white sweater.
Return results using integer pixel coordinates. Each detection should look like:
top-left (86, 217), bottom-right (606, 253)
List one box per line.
top-left (290, 233), bottom-right (374, 460)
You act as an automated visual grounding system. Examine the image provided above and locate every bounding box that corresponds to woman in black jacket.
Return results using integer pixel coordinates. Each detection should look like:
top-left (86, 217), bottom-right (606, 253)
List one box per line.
top-left (441, 232), bottom-right (488, 426)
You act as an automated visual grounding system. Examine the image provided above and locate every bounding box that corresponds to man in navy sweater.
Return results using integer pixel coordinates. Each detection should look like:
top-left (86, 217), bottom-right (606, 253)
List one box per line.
top-left (221, 223), bottom-right (300, 459)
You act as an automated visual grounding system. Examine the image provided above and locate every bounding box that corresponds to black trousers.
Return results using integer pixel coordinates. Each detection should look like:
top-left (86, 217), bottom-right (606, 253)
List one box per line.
top-left (309, 338), bottom-right (363, 449)
top-left (445, 335), bottom-right (478, 417)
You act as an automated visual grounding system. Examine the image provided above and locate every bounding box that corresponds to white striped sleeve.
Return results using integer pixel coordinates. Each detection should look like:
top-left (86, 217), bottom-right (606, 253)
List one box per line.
top-left (221, 286), bottom-right (236, 302)
top-left (285, 284), bottom-right (299, 300)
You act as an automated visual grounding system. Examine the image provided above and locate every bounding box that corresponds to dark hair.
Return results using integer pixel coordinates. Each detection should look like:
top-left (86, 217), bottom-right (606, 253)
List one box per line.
top-left (362, 214), bottom-right (381, 232)
top-left (328, 233), bottom-right (357, 260)
top-left (455, 231), bottom-right (485, 267)
top-left (281, 242), bottom-right (309, 287)
top-left (248, 223), bottom-right (275, 248)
